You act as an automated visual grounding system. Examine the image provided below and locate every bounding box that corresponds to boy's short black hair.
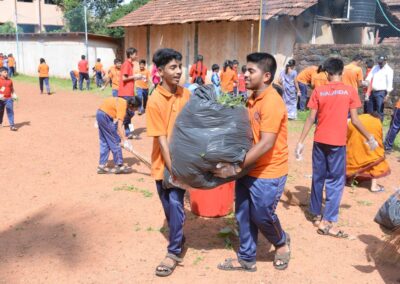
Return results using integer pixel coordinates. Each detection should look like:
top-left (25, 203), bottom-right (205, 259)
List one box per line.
top-left (139, 59), bottom-right (146, 65)
top-left (366, 59), bottom-right (374, 69)
top-left (353, 54), bottom-right (363, 62)
top-left (114, 58), bottom-right (122, 64)
top-left (152, 48), bottom-right (182, 69)
top-left (127, 96), bottom-right (141, 108)
top-left (40, 58), bottom-right (45, 63)
top-left (241, 65), bottom-right (247, 73)
top-left (212, 64), bottom-right (219, 71)
top-left (81, 55), bottom-right (85, 60)
top-left (323, 57), bottom-right (344, 76)
top-left (196, 55), bottom-right (203, 62)
top-left (97, 58), bottom-right (101, 62)
top-left (246, 52), bottom-right (277, 84)
top-left (232, 59), bottom-right (239, 65)
top-left (126, 47), bottom-right (137, 58)
top-left (0, 67), bottom-right (8, 73)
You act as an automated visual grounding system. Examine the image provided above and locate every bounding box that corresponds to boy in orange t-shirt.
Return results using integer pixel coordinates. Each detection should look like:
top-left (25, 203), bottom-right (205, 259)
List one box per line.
top-left (214, 53), bottom-right (290, 272)
top-left (135, 59), bottom-right (150, 114)
top-left (296, 58), bottom-right (377, 239)
top-left (220, 60), bottom-right (237, 94)
top-left (102, 59), bottom-right (122, 97)
top-left (8, 54), bottom-right (15, 77)
top-left (311, 65), bottom-right (328, 89)
top-left (342, 54), bottom-right (363, 91)
top-left (38, 58), bottom-right (51, 95)
top-left (93, 58), bottom-right (104, 88)
top-left (146, 48), bottom-right (190, 277)
top-left (297, 65), bottom-right (318, 111)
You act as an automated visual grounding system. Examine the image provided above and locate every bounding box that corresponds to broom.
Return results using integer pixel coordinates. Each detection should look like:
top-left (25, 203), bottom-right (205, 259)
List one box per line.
top-left (122, 146), bottom-right (152, 169)
top-left (377, 227), bottom-right (400, 266)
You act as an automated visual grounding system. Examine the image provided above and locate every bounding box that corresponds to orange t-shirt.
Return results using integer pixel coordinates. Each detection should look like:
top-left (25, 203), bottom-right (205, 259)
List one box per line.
top-left (189, 62), bottom-right (207, 84)
top-left (73, 70), bottom-right (79, 79)
top-left (94, 62), bottom-right (103, 72)
top-left (78, 60), bottom-right (89, 73)
top-left (396, 100), bottom-right (400, 109)
top-left (8, 57), bottom-right (15, 67)
top-left (146, 85), bottom-right (191, 180)
top-left (342, 63), bottom-right (363, 91)
top-left (297, 66), bottom-right (318, 85)
top-left (220, 67), bottom-right (238, 93)
top-left (308, 81), bottom-right (362, 146)
top-left (99, 97), bottom-right (127, 121)
top-left (135, 69), bottom-right (150, 89)
top-left (108, 66), bottom-right (120, 90)
top-left (247, 85), bottom-right (289, 179)
top-left (38, 63), bottom-right (49, 78)
top-left (0, 58), bottom-right (3, 67)
top-left (311, 72), bottom-right (328, 88)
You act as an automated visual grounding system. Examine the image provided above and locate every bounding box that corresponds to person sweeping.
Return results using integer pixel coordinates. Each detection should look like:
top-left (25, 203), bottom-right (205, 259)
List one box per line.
top-left (96, 96), bottom-right (140, 174)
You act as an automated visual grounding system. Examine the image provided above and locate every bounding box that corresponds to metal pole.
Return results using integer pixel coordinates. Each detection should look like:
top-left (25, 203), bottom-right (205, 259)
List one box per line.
top-left (257, 0), bottom-right (263, 51)
top-left (84, 0), bottom-right (89, 60)
top-left (14, 0), bottom-right (20, 72)
top-left (38, 0), bottom-right (42, 33)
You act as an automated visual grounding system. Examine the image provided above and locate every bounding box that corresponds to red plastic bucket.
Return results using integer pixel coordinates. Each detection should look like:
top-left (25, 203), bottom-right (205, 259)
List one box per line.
top-left (189, 182), bottom-right (235, 217)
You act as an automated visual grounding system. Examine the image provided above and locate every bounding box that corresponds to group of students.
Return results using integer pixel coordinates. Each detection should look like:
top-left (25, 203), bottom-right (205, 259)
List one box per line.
top-left (0, 53), bottom-right (16, 77)
top-left (93, 46), bottom-right (399, 277)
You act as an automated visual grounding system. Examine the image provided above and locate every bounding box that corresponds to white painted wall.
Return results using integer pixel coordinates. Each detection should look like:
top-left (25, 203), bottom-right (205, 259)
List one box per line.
top-left (0, 37), bottom-right (118, 78)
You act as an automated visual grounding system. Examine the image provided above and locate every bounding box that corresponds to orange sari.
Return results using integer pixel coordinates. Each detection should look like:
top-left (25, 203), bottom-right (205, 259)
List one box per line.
top-left (346, 114), bottom-right (390, 179)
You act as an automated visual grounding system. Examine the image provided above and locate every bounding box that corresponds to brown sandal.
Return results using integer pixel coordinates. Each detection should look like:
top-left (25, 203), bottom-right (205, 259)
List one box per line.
top-left (155, 253), bottom-right (183, 277)
top-left (317, 225), bottom-right (348, 239)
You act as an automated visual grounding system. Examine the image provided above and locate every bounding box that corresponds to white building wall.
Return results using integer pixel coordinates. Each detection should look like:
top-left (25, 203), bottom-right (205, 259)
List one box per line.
top-left (0, 37), bottom-right (118, 78)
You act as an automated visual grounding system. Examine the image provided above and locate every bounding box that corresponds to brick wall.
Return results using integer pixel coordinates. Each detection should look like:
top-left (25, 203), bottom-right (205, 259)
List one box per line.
top-left (293, 43), bottom-right (400, 108)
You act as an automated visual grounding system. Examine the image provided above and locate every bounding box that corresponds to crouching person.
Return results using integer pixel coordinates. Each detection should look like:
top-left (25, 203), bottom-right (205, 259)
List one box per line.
top-left (96, 96), bottom-right (140, 174)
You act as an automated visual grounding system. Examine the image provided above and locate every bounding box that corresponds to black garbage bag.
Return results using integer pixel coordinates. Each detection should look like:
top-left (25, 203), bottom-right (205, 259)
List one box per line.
top-left (164, 85), bottom-right (253, 189)
top-left (374, 189), bottom-right (400, 230)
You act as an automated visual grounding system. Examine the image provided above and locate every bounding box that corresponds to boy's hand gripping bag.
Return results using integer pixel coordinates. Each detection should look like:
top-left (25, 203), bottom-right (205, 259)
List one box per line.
top-left (164, 85), bottom-right (253, 189)
top-left (374, 189), bottom-right (400, 230)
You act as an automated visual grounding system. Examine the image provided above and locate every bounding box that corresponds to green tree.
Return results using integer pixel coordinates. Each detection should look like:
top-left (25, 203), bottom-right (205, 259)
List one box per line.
top-left (0, 22), bottom-right (18, 34)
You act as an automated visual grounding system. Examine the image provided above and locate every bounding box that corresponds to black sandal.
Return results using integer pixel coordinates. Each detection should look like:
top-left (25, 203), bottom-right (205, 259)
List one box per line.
top-left (217, 258), bottom-right (257, 272)
top-left (274, 233), bottom-right (291, 270)
top-left (317, 225), bottom-right (348, 239)
top-left (155, 253), bottom-right (183, 277)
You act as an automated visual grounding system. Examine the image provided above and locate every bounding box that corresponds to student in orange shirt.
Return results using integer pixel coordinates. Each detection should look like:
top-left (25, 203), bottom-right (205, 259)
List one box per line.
top-left (296, 58), bottom-right (377, 239)
top-left (220, 60), bottom-right (237, 95)
top-left (0, 67), bottom-right (18, 131)
top-left (8, 54), bottom-right (15, 77)
top-left (136, 59), bottom-right (150, 114)
top-left (297, 65), bottom-right (318, 111)
top-left (146, 48), bottom-right (191, 277)
top-left (96, 96), bottom-right (140, 174)
top-left (69, 70), bottom-right (79, 91)
top-left (311, 65), bottom-right (328, 89)
top-left (78, 55), bottom-right (90, 90)
top-left (214, 53), bottom-right (291, 272)
top-left (38, 58), bottom-right (51, 95)
top-left (93, 58), bottom-right (104, 88)
top-left (102, 59), bottom-right (122, 97)
top-left (189, 55), bottom-right (207, 85)
top-left (342, 54), bottom-right (363, 91)
top-left (0, 54), bottom-right (3, 69)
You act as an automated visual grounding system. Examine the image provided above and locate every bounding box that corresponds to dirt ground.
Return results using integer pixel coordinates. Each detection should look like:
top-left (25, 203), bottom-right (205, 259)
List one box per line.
top-left (0, 81), bottom-right (399, 284)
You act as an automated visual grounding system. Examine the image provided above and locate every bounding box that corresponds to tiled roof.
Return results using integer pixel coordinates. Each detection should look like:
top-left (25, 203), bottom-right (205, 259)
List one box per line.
top-left (110, 0), bottom-right (318, 27)
top-left (381, 0), bottom-right (400, 24)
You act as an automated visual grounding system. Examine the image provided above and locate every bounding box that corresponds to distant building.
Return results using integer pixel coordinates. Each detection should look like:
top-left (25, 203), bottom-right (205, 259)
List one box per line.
top-left (0, 0), bottom-right (64, 33)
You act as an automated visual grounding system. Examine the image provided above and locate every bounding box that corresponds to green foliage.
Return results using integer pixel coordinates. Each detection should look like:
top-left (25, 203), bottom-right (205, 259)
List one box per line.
top-left (0, 22), bottom-right (19, 34)
top-left (54, 0), bottom-right (149, 37)
top-left (217, 93), bottom-right (246, 107)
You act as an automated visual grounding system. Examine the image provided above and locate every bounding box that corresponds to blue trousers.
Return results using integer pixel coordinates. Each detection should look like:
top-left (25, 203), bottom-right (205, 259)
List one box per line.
top-left (136, 88), bottom-right (149, 113)
top-left (79, 72), bottom-right (90, 90)
top-left (120, 96), bottom-right (135, 136)
top-left (310, 142), bottom-right (346, 222)
top-left (70, 71), bottom-right (77, 90)
top-left (96, 110), bottom-right (123, 166)
top-left (111, 89), bottom-right (118, 97)
top-left (298, 82), bottom-right (308, 111)
top-left (156, 181), bottom-right (185, 255)
top-left (95, 71), bottom-right (103, 87)
top-left (39, 77), bottom-right (50, 94)
top-left (8, 67), bottom-right (14, 77)
top-left (0, 99), bottom-right (15, 126)
top-left (384, 107), bottom-right (400, 151)
top-left (235, 175), bottom-right (287, 262)
top-left (366, 90), bottom-right (386, 121)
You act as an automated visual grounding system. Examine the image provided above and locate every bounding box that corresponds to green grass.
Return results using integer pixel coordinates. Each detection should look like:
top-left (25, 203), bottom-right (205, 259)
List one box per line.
top-left (113, 184), bottom-right (153, 198)
top-left (12, 74), bottom-right (112, 98)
